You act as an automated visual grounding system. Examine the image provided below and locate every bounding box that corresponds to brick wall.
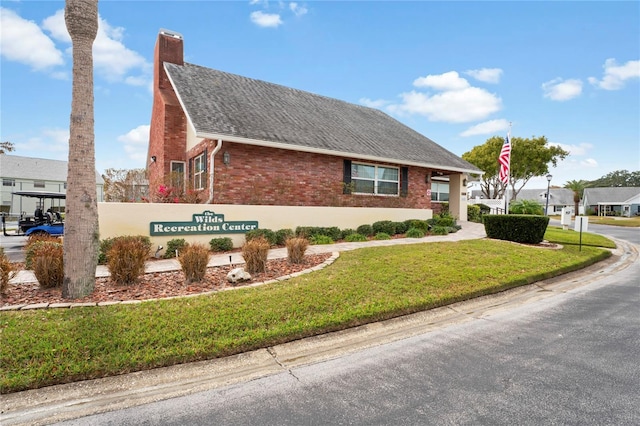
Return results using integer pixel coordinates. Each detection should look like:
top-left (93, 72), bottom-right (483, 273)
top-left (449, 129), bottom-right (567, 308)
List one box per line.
top-left (184, 141), bottom-right (433, 209)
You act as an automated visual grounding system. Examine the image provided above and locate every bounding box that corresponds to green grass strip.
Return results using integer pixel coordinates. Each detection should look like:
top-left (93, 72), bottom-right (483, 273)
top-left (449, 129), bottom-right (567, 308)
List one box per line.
top-left (1, 236), bottom-right (612, 393)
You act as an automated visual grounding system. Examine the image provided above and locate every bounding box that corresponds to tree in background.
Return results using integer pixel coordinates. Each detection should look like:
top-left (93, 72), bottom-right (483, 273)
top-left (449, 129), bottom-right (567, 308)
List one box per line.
top-left (462, 135), bottom-right (569, 200)
top-left (588, 170), bottom-right (640, 187)
top-left (0, 141), bottom-right (15, 154)
top-left (102, 168), bottom-right (148, 202)
top-left (62, 0), bottom-right (99, 299)
top-left (564, 179), bottom-right (588, 215)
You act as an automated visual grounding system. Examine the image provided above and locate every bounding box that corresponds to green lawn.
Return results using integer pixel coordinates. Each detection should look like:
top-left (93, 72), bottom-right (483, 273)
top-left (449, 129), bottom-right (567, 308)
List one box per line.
top-left (0, 229), bottom-right (614, 394)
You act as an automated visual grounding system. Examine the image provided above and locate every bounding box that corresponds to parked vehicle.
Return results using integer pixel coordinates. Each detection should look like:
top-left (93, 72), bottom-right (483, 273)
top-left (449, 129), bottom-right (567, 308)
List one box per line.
top-left (1, 191), bottom-right (65, 237)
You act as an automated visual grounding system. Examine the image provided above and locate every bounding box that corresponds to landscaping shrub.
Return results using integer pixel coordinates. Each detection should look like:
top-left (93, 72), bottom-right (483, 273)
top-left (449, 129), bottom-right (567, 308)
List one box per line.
top-left (403, 219), bottom-right (430, 233)
top-left (431, 226), bottom-right (450, 235)
top-left (405, 227), bottom-right (425, 238)
top-left (275, 229), bottom-right (294, 246)
top-left (25, 234), bottom-right (61, 269)
top-left (179, 243), bottom-right (210, 283)
top-left (107, 236), bottom-right (152, 285)
top-left (242, 236), bottom-right (270, 274)
top-left (0, 247), bottom-right (16, 296)
top-left (431, 212), bottom-right (456, 228)
top-left (467, 204), bottom-right (482, 223)
top-left (99, 235), bottom-right (151, 265)
top-left (483, 214), bottom-right (550, 244)
top-left (31, 241), bottom-right (63, 289)
top-left (344, 233), bottom-right (368, 242)
top-left (374, 232), bottom-right (391, 240)
top-left (245, 229), bottom-right (277, 246)
top-left (509, 199), bottom-right (544, 215)
top-left (209, 237), bottom-right (233, 252)
top-left (356, 224), bottom-right (374, 237)
top-left (372, 220), bottom-right (396, 235)
top-left (310, 235), bottom-right (334, 245)
top-left (286, 237), bottom-right (309, 264)
top-left (164, 238), bottom-right (187, 258)
top-left (295, 226), bottom-right (341, 241)
top-left (392, 221), bottom-right (408, 234)
top-left (340, 229), bottom-right (356, 239)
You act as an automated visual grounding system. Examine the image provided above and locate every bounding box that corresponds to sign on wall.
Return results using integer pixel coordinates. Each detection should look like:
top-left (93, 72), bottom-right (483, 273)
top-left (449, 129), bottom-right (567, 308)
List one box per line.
top-left (150, 210), bottom-right (258, 236)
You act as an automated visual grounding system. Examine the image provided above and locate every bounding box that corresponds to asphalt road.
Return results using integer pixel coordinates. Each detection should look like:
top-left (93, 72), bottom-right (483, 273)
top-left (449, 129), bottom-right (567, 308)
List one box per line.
top-left (54, 226), bottom-right (640, 426)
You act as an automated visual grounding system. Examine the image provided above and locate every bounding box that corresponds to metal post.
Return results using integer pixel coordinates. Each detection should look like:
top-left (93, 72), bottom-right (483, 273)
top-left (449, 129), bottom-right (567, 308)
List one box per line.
top-left (545, 173), bottom-right (552, 216)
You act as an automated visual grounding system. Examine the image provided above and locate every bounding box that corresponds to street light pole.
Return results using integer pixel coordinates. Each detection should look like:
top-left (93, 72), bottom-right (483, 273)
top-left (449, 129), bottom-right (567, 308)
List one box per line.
top-left (545, 173), bottom-right (553, 216)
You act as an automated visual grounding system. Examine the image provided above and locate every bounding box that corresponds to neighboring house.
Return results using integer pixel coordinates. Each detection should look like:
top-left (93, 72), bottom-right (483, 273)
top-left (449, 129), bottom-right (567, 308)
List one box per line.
top-left (147, 29), bottom-right (481, 220)
top-left (515, 188), bottom-right (575, 215)
top-left (0, 154), bottom-right (104, 217)
top-left (582, 187), bottom-right (640, 217)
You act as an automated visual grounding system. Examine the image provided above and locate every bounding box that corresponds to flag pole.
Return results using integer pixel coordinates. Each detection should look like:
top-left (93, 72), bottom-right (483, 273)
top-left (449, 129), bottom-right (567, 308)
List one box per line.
top-left (504, 122), bottom-right (512, 214)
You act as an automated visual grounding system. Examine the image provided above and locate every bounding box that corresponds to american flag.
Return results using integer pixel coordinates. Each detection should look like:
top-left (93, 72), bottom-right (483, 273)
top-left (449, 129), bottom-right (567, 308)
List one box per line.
top-left (498, 133), bottom-right (511, 184)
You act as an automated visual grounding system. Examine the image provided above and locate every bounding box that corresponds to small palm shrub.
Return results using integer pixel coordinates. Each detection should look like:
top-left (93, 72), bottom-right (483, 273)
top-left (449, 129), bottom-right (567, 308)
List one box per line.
top-left (344, 233), bottom-right (368, 242)
top-left (430, 212), bottom-right (456, 228)
top-left (375, 232), bottom-right (391, 240)
top-left (242, 236), bottom-right (270, 274)
top-left (275, 229), bottom-right (294, 246)
top-left (245, 229), bottom-right (277, 246)
top-left (431, 226), bottom-right (450, 235)
top-left (286, 237), bottom-right (309, 264)
top-left (179, 243), bottom-right (210, 283)
top-left (310, 235), bottom-right (334, 245)
top-left (107, 236), bottom-right (151, 285)
top-left (0, 248), bottom-right (16, 296)
top-left (356, 224), bottom-right (374, 237)
top-left (405, 227), bottom-right (425, 238)
top-left (340, 229), bottom-right (356, 240)
top-left (31, 241), bottom-right (63, 289)
top-left (164, 238), bottom-right (187, 258)
top-left (209, 237), bottom-right (233, 252)
top-left (510, 199), bottom-right (544, 215)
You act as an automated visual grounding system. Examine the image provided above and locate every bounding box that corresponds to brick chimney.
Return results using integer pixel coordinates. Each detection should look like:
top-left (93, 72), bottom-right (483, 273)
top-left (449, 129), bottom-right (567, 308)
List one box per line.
top-left (147, 29), bottom-right (187, 198)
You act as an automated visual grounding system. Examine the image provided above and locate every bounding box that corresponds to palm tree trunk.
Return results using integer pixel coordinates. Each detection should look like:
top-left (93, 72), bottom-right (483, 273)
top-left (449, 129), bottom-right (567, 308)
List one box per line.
top-left (62, 0), bottom-right (99, 299)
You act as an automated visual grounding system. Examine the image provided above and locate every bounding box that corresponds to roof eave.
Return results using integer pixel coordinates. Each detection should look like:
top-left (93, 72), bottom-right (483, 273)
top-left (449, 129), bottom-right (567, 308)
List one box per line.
top-left (196, 131), bottom-right (482, 176)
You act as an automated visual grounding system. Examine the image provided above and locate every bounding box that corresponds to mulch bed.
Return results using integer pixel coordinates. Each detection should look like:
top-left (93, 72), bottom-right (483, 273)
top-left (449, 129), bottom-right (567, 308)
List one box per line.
top-left (1, 253), bottom-right (332, 307)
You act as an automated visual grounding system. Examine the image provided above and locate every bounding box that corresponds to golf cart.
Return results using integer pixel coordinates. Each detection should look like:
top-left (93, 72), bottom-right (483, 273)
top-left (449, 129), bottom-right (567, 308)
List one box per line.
top-left (1, 191), bottom-right (65, 237)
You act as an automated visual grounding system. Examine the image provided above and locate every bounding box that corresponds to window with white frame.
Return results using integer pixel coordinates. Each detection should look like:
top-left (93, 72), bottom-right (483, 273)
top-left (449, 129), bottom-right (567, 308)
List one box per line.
top-left (193, 154), bottom-right (205, 190)
top-left (351, 163), bottom-right (399, 196)
top-left (2, 179), bottom-right (15, 187)
top-left (431, 181), bottom-right (449, 201)
top-left (34, 180), bottom-right (45, 189)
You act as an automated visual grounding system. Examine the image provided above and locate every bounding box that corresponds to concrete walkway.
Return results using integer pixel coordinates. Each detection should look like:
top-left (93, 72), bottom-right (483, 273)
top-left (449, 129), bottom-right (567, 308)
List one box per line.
top-left (9, 221), bottom-right (487, 284)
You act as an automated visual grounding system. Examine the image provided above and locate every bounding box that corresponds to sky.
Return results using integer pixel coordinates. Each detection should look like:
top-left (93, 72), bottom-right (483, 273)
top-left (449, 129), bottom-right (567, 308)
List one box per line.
top-left (1, 0), bottom-right (639, 191)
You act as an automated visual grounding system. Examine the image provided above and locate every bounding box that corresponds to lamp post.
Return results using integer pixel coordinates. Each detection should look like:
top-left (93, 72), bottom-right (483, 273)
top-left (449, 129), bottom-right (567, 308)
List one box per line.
top-left (545, 173), bottom-right (553, 216)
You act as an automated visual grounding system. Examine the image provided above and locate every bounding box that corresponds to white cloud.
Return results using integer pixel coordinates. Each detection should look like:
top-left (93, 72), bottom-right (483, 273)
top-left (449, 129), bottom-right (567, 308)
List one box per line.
top-left (117, 125), bottom-right (150, 162)
top-left (460, 119), bottom-right (510, 137)
top-left (542, 78), bottom-right (583, 101)
top-left (388, 86), bottom-right (501, 123)
top-left (359, 98), bottom-right (389, 109)
top-left (250, 11), bottom-right (283, 27)
top-left (552, 142), bottom-right (594, 156)
top-left (290, 2), bottom-right (308, 17)
top-left (588, 58), bottom-right (640, 90)
top-left (0, 7), bottom-right (64, 70)
top-left (413, 71), bottom-right (469, 91)
top-left (42, 9), bottom-right (151, 85)
top-left (465, 68), bottom-right (503, 84)
top-left (580, 158), bottom-right (598, 168)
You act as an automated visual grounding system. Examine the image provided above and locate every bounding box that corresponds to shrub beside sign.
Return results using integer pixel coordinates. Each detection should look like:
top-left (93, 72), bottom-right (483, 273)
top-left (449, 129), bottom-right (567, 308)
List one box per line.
top-left (150, 211), bottom-right (259, 236)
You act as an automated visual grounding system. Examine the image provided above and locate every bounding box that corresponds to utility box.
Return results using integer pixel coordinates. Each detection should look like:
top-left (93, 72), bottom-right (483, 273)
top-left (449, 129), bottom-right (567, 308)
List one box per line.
top-left (574, 215), bottom-right (589, 232)
top-left (560, 207), bottom-right (572, 230)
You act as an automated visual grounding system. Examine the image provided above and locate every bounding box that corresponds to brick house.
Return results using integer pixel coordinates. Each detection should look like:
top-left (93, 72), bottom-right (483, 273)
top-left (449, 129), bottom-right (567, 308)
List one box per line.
top-left (147, 29), bottom-right (481, 219)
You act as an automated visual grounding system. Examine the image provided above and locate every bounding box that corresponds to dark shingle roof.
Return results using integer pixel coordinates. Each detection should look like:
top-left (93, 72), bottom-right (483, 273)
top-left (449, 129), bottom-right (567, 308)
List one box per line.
top-left (165, 62), bottom-right (481, 174)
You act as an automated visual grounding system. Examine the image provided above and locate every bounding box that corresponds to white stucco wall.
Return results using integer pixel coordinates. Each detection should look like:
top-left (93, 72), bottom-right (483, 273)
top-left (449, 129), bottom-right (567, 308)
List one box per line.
top-left (98, 203), bottom-right (432, 249)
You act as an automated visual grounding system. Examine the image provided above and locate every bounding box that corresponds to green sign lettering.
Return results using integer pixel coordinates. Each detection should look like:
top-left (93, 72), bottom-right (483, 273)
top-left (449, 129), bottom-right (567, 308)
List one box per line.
top-left (150, 211), bottom-right (259, 236)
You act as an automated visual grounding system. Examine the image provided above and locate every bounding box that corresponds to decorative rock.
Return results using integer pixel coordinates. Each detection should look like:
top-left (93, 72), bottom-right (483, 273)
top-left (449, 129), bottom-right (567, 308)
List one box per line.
top-left (227, 268), bottom-right (252, 284)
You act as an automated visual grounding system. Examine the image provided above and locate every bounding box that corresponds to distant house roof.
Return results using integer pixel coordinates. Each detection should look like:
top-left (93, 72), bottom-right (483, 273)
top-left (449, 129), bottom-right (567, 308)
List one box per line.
top-left (164, 62), bottom-right (481, 175)
top-left (0, 154), bottom-right (104, 184)
top-left (516, 188), bottom-right (575, 206)
top-left (583, 187), bottom-right (640, 205)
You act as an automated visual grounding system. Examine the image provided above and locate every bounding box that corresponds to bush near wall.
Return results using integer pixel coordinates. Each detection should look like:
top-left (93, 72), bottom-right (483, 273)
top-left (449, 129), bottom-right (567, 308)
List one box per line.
top-left (483, 214), bottom-right (550, 244)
